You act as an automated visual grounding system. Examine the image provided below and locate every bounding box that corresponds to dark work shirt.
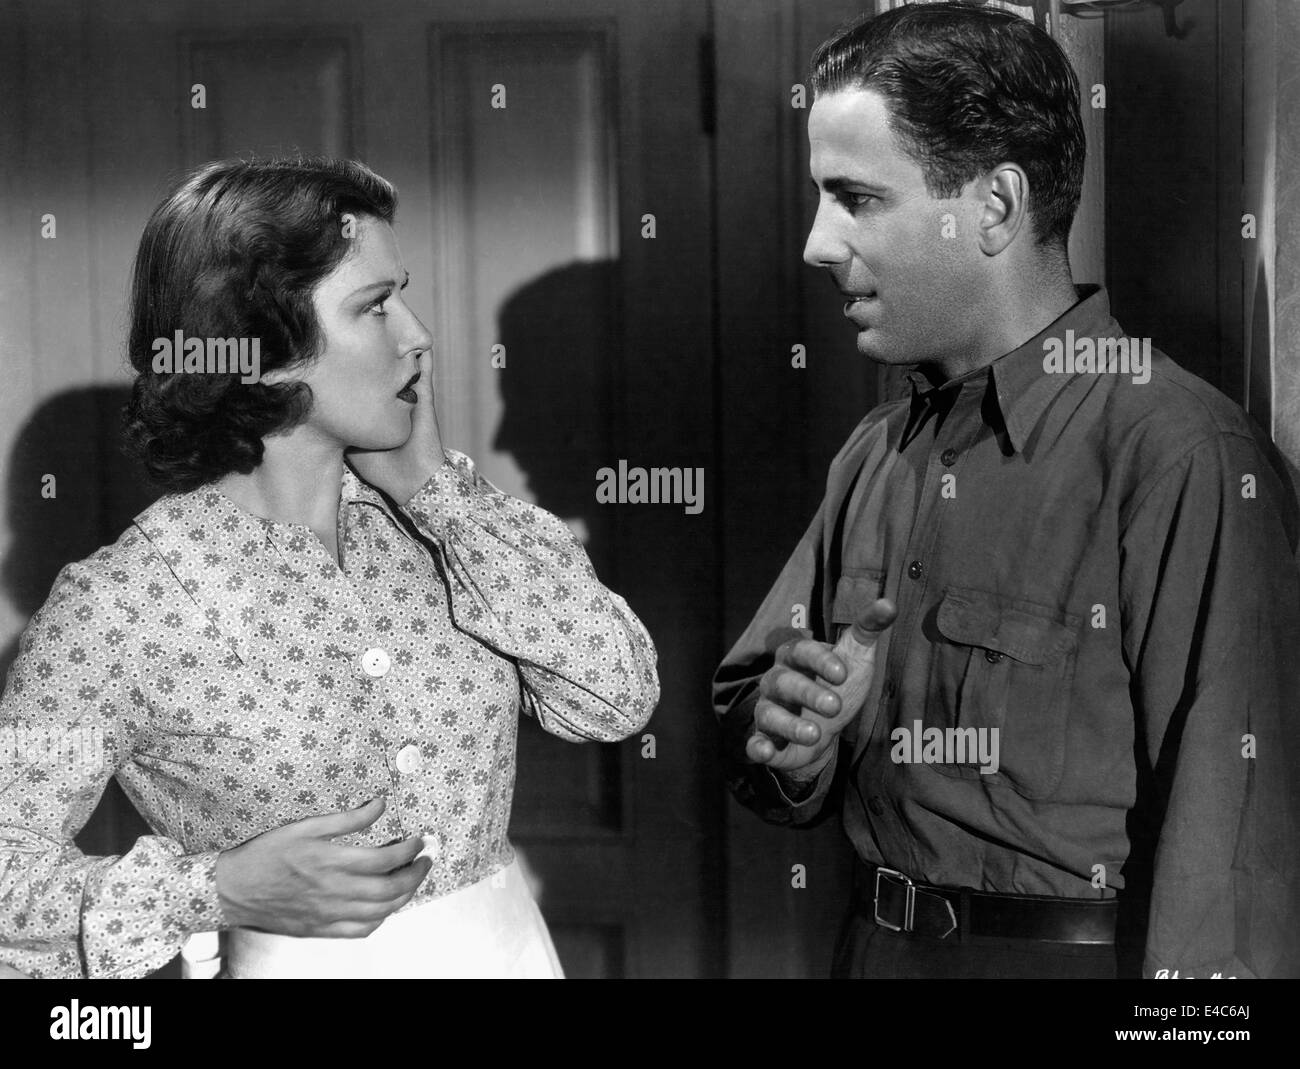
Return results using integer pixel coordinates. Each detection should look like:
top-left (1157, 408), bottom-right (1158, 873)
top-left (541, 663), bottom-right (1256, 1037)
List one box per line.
top-left (712, 286), bottom-right (1300, 978)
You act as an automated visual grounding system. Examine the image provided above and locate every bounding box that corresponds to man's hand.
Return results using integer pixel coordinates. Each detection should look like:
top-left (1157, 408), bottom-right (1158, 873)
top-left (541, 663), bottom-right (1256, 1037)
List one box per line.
top-left (746, 598), bottom-right (896, 773)
top-left (214, 797), bottom-right (432, 938)
top-left (347, 349), bottom-right (446, 505)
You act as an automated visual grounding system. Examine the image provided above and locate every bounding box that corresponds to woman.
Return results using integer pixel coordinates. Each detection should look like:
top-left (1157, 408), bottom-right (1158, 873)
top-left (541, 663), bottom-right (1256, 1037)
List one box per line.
top-left (0, 157), bottom-right (658, 978)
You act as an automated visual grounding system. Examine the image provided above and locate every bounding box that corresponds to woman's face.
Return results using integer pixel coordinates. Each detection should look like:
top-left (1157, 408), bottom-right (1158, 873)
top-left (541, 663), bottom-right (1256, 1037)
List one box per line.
top-left (293, 214), bottom-right (433, 451)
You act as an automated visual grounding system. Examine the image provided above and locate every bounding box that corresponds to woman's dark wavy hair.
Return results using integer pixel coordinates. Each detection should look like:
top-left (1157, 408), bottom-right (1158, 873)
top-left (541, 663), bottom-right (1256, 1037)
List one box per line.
top-left (811, 1), bottom-right (1086, 249)
top-left (123, 156), bottom-right (396, 492)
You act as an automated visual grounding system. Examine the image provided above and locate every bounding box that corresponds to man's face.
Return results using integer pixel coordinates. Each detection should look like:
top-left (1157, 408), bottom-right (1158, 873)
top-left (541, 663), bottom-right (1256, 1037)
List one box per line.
top-left (804, 87), bottom-right (986, 370)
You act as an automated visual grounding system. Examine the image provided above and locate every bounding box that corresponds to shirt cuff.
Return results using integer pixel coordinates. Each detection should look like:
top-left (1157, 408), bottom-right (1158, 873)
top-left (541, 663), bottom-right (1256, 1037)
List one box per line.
top-left (770, 746), bottom-right (839, 808)
top-left (83, 846), bottom-right (227, 979)
top-left (402, 449), bottom-right (496, 539)
top-left (174, 849), bottom-right (228, 932)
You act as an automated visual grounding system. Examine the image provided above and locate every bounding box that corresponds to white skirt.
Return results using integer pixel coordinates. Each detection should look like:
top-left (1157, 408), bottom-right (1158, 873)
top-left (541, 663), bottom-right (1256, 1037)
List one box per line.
top-left (183, 860), bottom-right (564, 979)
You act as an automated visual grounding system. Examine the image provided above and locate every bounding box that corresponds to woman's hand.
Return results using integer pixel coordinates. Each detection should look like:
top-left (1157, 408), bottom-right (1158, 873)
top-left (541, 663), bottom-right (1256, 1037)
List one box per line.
top-left (214, 797), bottom-right (432, 938)
top-left (347, 349), bottom-right (447, 505)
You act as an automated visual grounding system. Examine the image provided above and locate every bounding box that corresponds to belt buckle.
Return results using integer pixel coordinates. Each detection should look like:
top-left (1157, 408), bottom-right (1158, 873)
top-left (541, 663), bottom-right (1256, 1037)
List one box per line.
top-left (873, 867), bottom-right (915, 932)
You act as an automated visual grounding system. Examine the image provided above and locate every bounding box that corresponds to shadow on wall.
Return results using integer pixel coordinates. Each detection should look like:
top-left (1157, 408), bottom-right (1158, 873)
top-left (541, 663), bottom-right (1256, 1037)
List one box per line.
top-left (492, 258), bottom-right (620, 575)
top-left (0, 386), bottom-right (171, 970)
top-left (1, 387), bottom-right (158, 675)
top-left (489, 259), bottom-right (628, 872)
top-left (491, 260), bottom-right (727, 977)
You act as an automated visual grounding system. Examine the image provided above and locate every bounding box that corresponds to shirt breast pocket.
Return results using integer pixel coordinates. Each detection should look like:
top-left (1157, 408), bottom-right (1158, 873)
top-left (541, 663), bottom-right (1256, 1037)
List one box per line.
top-left (830, 568), bottom-right (886, 640)
top-left (925, 585), bottom-right (1078, 799)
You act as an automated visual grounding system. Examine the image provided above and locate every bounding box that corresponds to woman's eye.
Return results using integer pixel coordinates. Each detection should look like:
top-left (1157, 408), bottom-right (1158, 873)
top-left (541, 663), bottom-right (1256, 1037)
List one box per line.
top-left (367, 295), bottom-right (391, 316)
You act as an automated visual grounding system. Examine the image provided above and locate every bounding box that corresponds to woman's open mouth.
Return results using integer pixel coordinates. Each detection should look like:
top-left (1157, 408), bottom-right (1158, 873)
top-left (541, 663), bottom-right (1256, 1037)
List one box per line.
top-left (397, 371), bottom-right (420, 403)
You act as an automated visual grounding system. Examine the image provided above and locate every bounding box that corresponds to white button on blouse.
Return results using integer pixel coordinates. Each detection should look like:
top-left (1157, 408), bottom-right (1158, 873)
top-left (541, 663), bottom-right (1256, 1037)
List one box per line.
top-left (418, 834), bottom-right (440, 861)
top-left (361, 646), bottom-right (391, 678)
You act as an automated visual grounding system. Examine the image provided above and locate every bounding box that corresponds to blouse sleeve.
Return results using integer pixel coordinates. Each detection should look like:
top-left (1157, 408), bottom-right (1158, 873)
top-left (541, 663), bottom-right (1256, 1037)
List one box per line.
top-left (0, 558), bottom-right (226, 979)
top-left (399, 449), bottom-right (659, 743)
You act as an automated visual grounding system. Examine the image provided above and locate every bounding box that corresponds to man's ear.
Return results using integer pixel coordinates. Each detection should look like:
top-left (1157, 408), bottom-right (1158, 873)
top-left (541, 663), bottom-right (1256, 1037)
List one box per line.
top-left (976, 163), bottom-right (1030, 256)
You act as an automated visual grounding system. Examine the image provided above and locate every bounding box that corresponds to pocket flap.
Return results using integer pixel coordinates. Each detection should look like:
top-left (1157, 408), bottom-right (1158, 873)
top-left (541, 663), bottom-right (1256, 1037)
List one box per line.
top-left (934, 586), bottom-right (1076, 665)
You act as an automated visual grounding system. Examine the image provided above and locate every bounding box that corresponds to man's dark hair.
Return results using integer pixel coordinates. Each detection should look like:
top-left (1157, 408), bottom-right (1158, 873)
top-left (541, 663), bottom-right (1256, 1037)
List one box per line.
top-left (123, 156), bottom-right (397, 493)
top-left (810, 1), bottom-right (1086, 248)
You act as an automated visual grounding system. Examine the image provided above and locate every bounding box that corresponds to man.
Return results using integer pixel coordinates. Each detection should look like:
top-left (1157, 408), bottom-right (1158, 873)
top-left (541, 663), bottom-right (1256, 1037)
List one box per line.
top-left (713, 1), bottom-right (1300, 979)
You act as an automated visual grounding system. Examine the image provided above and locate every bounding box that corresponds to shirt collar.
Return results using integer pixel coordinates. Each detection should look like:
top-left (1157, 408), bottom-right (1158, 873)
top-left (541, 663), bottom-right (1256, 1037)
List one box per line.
top-left (340, 465), bottom-right (390, 511)
top-left (903, 285), bottom-right (1119, 454)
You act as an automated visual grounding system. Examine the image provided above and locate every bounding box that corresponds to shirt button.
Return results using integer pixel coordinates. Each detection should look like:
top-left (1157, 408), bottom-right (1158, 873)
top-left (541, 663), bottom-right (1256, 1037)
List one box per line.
top-left (940, 448), bottom-right (958, 466)
top-left (985, 650), bottom-right (1004, 663)
top-left (418, 833), bottom-right (440, 861)
top-left (361, 647), bottom-right (391, 678)
top-left (907, 560), bottom-right (924, 580)
top-left (395, 744), bottom-right (422, 774)
top-left (883, 680), bottom-right (897, 700)
top-left (868, 796), bottom-right (886, 816)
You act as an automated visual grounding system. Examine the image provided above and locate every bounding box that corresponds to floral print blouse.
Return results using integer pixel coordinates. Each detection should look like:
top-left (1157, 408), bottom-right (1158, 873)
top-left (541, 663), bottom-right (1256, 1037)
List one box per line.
top-left (0, 449), bottom-right (659, 978)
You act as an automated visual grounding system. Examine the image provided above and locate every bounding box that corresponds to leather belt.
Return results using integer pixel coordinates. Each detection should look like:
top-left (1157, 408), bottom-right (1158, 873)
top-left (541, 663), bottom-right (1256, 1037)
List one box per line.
top-left (855, 860), bottom-right (1118, 944)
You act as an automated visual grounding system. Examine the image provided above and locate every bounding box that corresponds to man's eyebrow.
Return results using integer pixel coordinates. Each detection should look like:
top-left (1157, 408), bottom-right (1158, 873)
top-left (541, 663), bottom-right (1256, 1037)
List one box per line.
top-left (815, 175), bottom-right (890, 195)
top-left (345, 271), bottom-right (411, 299)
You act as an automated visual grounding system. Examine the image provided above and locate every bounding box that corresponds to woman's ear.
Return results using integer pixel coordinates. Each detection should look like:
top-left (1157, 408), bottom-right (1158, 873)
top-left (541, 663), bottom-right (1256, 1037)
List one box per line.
top-left (256, 365), bottom-right (291, 386)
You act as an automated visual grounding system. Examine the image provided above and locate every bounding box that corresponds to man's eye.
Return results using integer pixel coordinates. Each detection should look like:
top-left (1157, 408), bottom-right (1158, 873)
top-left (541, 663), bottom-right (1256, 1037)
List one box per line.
top-left (844, 192), bottom-right (875, 209)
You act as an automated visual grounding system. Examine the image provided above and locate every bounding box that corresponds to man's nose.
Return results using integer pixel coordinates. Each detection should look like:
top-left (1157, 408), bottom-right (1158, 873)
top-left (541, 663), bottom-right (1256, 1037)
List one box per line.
top-left (803, 199), bottom-right (847, 268)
